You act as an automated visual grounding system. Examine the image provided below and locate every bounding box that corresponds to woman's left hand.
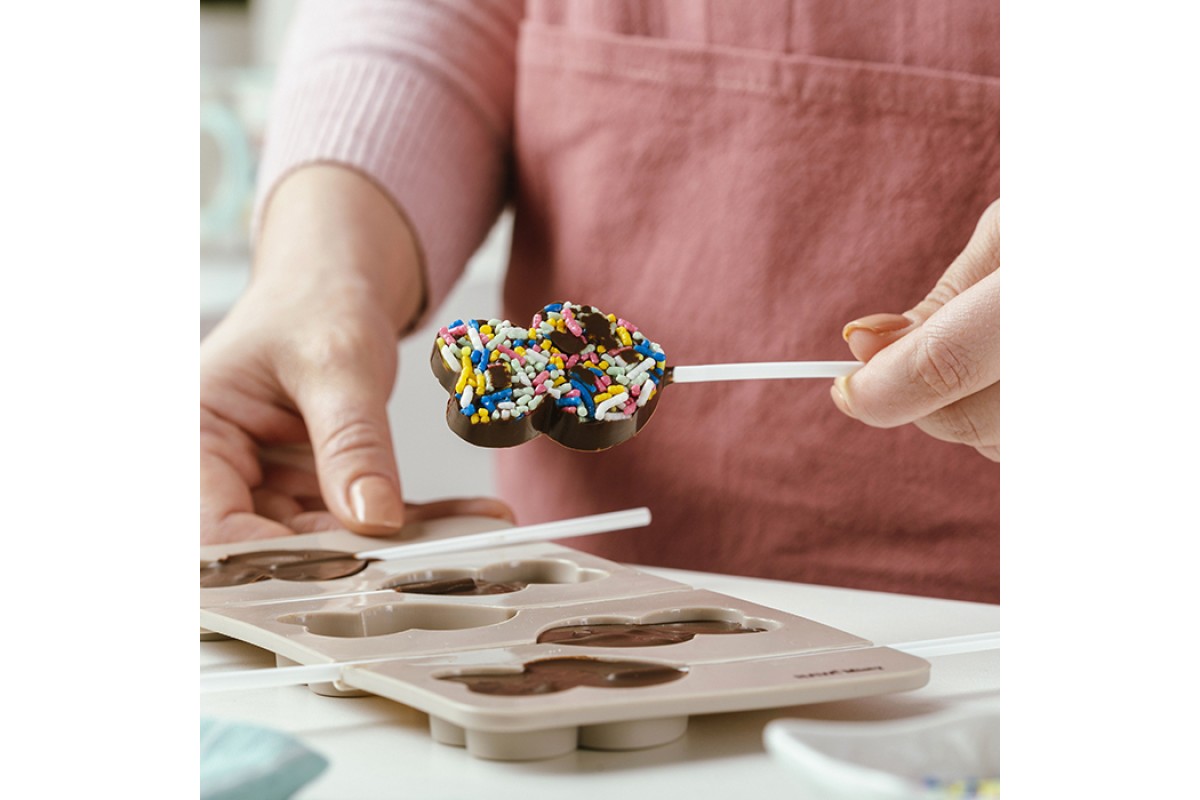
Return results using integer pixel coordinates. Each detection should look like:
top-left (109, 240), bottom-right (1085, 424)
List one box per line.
top-left (831, 200), bottom-right (1000, 461)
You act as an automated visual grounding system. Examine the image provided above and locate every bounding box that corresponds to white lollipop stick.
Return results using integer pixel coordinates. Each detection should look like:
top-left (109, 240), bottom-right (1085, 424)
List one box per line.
top-left (667, 361), bottom-right (860, 384)
top-left (353, 506), bottom-right (651, 561)
top-left (890, 631), bottom-right (1000, 659)
top-left (200, 630), bottom-right (1000, 694)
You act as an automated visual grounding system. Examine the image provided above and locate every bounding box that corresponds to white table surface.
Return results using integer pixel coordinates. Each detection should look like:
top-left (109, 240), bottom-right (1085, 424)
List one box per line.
top-left (200, 567), bottom-right (999, 800)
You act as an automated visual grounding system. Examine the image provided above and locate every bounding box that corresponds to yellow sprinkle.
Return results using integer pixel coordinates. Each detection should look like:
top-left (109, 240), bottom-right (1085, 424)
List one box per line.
top-left (515, 346), bottom-right (525, 355)
top-left (455, 371), bottom-right (468, 394)
top-left (608, 384), bottom-right (626, 395)
top-left (597, 345), bottom-right (606, 354)
top-left (553, 376), bottom-right (566, 386)
top-left (598, 361), bottom-right (609, 370)
top-left (489, 350), bottom-right (499, 362)
top-left (555, 320), bottom-right (566, 332)
top-left (594, 392), bottom-right (611, 403)
top-left (480, 409), bottom-right (490, 421)
top-left (479, 324), bottom-right (493, 335)
top-left (618, 328), bottom-right (632, 346)
top-left (475, 374), bottom-right (485, 394)
top-left (470, 414), bottom-right (480, 425)
top-left (607, 313), bottom-right (616, 322)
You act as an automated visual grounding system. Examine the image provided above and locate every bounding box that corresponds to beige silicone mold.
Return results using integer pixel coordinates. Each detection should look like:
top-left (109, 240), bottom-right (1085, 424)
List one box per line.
top-left (342, 645), bottom-right (931, 761)
top-left (198, 526), bottom-right (933, 759)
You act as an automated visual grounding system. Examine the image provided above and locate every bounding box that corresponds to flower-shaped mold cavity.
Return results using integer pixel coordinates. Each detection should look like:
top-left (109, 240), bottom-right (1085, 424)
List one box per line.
top-left (431, 302), bottom-right (666, 451)
top-left (436, 656), bottom-right (688, 696)
top-left (536, 607), bottom-right (776, 648)
top-left (200, 549), bottom-right (371, 588)
top-left (383, 558), bottom-right (607, 596)
top-left (277, 603), bottom-right (515, 638)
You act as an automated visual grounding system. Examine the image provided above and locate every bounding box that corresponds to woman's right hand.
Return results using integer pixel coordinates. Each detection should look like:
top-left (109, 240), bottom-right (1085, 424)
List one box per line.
top-left (201, 165), bottom-right (512, 544)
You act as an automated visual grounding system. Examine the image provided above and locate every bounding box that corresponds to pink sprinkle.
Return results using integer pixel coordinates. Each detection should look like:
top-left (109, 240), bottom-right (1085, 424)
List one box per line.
top-left (564, 354), bottom-right (580, 369)
top-left (618, 319), bottom-right (638, 333)
top-left (448, 324), bottom-right (467, 336)
top-left (630, 384), bottom-right (641, 397)
top-left (532, 313), bottom-right (542, 327)
top-left (534, 383), bottom-right (547, 395)
top-left (587, 352), bottom-right (599, 364)
top-left (564, 389), bottom-right (580, 398)
top-left (598, 375), bottom-right (612, 388)
top-left (533, 370), bottom-right (551, 386)
top-left (622, 399), bottom-right (637, 415)
top-left (438, 327), bottom-right (455, 345)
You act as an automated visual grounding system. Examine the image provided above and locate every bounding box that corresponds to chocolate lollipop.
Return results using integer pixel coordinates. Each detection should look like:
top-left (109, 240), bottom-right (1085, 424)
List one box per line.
top-left (432, 301), bottom-right (862, 452)
top-left (430, 302), bottom-right (666, 451)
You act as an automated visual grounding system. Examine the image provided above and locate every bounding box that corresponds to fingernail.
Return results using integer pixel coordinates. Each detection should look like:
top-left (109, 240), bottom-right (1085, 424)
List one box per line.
top-left (842, 313), bottom-right (911, 342)
top-left (348, 475), bottom-right (406, 528)
top-left (830, 376), bottom-right (855, 418)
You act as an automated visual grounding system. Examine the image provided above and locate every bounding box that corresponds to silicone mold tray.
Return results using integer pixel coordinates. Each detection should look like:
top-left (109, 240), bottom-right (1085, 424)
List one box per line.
top-left (200, 520), bottom-right (930, 760)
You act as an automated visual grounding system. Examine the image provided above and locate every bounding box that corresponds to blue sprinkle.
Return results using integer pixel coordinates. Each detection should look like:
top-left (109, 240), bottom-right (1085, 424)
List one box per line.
top-left (570, 380), bottom-right (596, 415)
top-left (556, 397), bottom-right (581, 407)
top-left (460, 404), bottom-right (476, 416)
top-left (468, 319), bottom-right (480, 329)
top-left (544, 303), bottom-right (563, 313)
top-left (480, 389), bottom-right (512, 411)
top-left (450, 319), bottom-right (463, 328)
top-left (470, 350), bottom-right (484, 365)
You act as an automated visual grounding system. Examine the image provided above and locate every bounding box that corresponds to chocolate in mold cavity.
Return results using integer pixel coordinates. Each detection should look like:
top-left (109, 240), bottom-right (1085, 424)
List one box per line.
top-left (440, 657), bottom-right (686, 696)
top-left (392, 577), bottom-right (528, 596)
top-left (537, 620), bottom-right (766, 647)
top-left (200, 549), bottom-right (371, 588)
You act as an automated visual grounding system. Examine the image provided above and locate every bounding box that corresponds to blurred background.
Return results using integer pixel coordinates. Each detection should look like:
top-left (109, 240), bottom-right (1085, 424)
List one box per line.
top-left (200, 0), bottom-right (508, 500)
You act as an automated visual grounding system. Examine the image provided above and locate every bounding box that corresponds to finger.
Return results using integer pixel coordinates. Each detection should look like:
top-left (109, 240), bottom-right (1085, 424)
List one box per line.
top-left (833, 270), bottom-right (999, 428)
top-left (201, 454), bottom-right (295, 543)
top-left (842, 313), bottom-right (914, 363)
top-left (288, 357), bottom-right (406, 536)
top-left (405, 497), bottom-right (517, 525)
top-left (288, 511), bottom-right (345, 534)
top-left (838, 200), bottom-right (1000, 362)
top-left (912, 382), bottom-right (1000, 453)
top-left (250, 487), bottom-right (306, 525)
top-left (259, 459), bottom-right (323, 500)
top-left (200, 409), bottom-right (294, 544)
top-left (907, 199), bottom-right (1000, 325)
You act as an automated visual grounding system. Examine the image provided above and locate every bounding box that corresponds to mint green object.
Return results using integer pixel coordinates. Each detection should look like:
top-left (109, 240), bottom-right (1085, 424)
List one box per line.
top-left (200, 718), bottom-right (328, 800)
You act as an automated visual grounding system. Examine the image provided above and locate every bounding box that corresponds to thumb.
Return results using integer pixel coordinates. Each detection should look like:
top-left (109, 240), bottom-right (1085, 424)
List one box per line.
top-left (292, 363), bottom-right (406, 536)
top-left (840, 199), bottom-right (1000, 360)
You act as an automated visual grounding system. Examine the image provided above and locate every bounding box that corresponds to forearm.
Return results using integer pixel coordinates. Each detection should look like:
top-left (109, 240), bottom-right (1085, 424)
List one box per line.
top-left (252, 164), bottom-right (426, 335)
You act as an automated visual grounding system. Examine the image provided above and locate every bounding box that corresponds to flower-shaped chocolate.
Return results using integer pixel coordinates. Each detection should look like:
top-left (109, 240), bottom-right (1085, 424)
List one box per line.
top-left (430, 302), bottom-right (666, 451)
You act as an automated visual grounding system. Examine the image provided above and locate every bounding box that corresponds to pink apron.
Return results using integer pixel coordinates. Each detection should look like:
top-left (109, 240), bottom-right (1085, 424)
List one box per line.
top-left (496, 3), bottom-right (1000, 603)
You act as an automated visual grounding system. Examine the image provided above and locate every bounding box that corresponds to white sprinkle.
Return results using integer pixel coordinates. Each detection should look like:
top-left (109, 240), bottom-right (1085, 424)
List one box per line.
top-left (593, 394), bottom-right (625, 418)
top-left (466, 325), bottom-right (484, 352)
top-left (460, 384), bottom-right (475, 409)
top-left (441, 345), bottom-right (460, 372)
top-left (627, 358), bottom-right (655, 381)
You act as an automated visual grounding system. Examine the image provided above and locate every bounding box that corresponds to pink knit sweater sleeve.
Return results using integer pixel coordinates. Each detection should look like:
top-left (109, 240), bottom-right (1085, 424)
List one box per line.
top-left (253, 0), bottom-right (521, 323)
